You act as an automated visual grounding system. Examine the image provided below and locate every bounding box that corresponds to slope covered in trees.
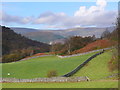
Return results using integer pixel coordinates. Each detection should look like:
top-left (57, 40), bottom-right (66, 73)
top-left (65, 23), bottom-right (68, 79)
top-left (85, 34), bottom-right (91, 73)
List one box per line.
top-left (1, 26), bottom-right (50, 63)
top-left (50, 35), bottom-right (95, 55)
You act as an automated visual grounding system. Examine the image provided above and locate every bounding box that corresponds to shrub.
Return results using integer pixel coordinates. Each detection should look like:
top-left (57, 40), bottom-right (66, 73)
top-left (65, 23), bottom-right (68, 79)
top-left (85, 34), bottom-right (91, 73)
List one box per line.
top-left (108, 49), bottom-right (118, 72)
top-left (47, 70), bottom-right (58, 78)
top-left (2, 53), bottom-right (23, 63)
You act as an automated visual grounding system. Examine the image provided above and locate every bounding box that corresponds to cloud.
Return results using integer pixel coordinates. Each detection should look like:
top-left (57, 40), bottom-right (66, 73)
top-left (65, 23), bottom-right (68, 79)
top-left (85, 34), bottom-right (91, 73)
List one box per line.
top-left (74, 0), bottom-right (107, 17)
top-left (1, 0), bottom-right (118, 29)
top-left (33, 0), bottom-right (117, 28)
top-left (72, 0), bottom-right (117, 27)
top-left (96, 0), bottom-right (107, 8)
top-left (34, 12), bottom-right (67, 25)
top-left (1, 12), bottom-right (32, 24)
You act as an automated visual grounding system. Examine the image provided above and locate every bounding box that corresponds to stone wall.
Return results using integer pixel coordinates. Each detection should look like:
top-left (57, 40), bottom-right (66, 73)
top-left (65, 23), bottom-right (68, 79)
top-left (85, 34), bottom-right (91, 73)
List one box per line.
top-left (1, 76), bottom-right (88, 82)
top-left (58, 47), bottom-right (113, 58)
top-left (62, 50), bottom-right (104, 77)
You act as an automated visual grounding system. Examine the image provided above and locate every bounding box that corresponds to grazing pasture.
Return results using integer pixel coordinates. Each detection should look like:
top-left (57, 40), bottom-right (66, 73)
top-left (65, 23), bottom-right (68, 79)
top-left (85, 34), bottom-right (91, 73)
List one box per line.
top-left (2, 80), bottom-right (118, 88)
top-left (1, 52), bottom-right (97, 79)
top-left (1, 49), bottom-right (118, 88)
top-left (74, 50), bottom-right (118, 80)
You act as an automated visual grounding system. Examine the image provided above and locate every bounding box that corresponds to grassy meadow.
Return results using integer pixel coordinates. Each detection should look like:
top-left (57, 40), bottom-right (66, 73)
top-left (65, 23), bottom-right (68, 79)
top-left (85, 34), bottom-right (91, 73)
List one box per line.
top-left (73, 50), bottom-right (118, 80)
top-left (2, 80), bottom-right (118, 88)
top-left (1, 52), bottom-right (97, 79)
top-left (1, 49), bottom-right (118, 88)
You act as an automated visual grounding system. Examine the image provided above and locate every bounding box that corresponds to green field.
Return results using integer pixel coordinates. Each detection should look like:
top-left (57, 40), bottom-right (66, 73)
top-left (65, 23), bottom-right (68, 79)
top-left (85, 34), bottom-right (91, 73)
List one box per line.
top-left (1, 49), bottom-right (118, 88)
top-left (73, 50), bottom-right (118, 80)
top-left (2, 80), bottom-right (118, 88)
top-left (1, 52), bottom-right (97, 79)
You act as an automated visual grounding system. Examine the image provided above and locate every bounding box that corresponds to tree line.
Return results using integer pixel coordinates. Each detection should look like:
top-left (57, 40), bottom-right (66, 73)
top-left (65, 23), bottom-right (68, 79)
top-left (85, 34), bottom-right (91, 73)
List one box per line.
top-left (51, 35), bottom-right (96, 55)
top-left (1, 26), bottom-right (50, 63)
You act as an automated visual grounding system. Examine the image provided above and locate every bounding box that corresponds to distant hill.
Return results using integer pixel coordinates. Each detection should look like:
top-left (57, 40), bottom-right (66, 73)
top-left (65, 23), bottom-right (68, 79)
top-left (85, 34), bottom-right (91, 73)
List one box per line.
top-left (2, 26), bottom-right (50, 55)
top-left (11, 27), bottom-right (39, 34)
top-left (47, 27), bottom-right (115, 38)
top-left (11, 26), bottom-right (115, 43)
top-left (11, 27), bottom-right (65, 44)
top-left (24, 31), bottom-right (65, 44)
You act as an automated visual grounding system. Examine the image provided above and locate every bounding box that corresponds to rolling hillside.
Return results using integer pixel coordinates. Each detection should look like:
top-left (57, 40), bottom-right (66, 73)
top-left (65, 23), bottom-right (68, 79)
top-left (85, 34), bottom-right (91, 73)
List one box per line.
top-left (24, 31), bottom-right (65, 43)
top-left (53, 27), bottom-right (115, 38)
top-left (11, 27), bottom-right (39, 34)
top-left (74, 50), bottom-right (118, 80)
top-left (72, 39), bottom-right (117, 54)
top-left (2, 52), bottom-right (97, 79)
top-left (2, 49), bottom-right (118, 88)
top-left (2, 26), bottom-right (50, 55)
top-left (11, 26), bottom-right (115, 44)
top-left (2, 49), bottom-right (118, 80)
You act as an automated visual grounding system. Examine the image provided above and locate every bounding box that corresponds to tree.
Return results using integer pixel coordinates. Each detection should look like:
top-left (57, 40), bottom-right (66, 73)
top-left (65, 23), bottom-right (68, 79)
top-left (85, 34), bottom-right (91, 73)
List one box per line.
top-left (51, 43), bottom-right (63, 52)
top-left (101, 29), bottom-right (111, 39)
top-left (47, 70), bottom-right (58, 78)
top-left (65, 36), bottom-right (95, 54)
top-left (1, 26), bottom-right (50, 63)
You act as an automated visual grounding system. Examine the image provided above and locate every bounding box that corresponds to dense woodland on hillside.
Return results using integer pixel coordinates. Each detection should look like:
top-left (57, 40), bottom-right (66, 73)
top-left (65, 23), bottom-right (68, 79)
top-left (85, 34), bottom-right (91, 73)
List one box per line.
top-left (1, 26), bottom-right (50, 63)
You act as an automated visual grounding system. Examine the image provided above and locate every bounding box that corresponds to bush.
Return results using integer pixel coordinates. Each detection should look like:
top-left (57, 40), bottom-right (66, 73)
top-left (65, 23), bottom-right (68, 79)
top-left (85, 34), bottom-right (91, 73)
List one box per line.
top-left (2, 53), bottom-right (23, 63)
top-left (47, 70), bottom-right (58, 78)
top-left (2, 49), bottom-right (33, 63)
top-left (108, 49), bottom-right (118, 72)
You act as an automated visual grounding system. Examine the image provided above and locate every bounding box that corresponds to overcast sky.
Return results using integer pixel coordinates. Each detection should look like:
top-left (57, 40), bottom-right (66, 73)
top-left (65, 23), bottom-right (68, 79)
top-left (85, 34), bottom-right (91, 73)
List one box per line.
top-left (1, 0), bottom-right (119, 29)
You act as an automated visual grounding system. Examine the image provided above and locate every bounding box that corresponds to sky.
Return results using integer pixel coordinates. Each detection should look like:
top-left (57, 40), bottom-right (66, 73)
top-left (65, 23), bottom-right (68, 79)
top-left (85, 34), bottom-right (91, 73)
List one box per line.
top-left (0, 0), bottom-right (119, 29)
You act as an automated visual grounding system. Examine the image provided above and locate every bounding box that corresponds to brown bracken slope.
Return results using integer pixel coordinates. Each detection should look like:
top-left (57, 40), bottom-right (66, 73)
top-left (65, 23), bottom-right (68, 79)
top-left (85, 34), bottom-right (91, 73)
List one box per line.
top-left (72, 39), bottom-right (117, 54)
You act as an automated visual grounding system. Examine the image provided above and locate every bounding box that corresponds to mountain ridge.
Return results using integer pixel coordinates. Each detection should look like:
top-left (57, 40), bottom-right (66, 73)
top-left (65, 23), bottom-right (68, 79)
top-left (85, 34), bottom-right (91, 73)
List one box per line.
top-left (11, 26), bottom-right (115, 43)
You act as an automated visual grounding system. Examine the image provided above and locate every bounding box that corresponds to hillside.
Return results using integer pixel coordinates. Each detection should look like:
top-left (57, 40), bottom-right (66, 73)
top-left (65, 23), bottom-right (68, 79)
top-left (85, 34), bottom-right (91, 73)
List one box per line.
top-left (2, 26), bottom-right (51, 63)
top-left (11, 26), bottom-right (115, 44)
top-left (57, 27), bottom-right (115, 38)
top-left (24, 31), bottom-right (65, 43)
top-left (74, 50), bottom-right (118, 80)
top-left (11, 27), bottom-right (39, 34)
top-left (72, 39), bottom-right (116, 54)
top-left (1, 49), bottom-right (118, 88)
top-left (2, 52), bottom-right (97, 79)
top-left (2, 26), bottom-right (50, 55)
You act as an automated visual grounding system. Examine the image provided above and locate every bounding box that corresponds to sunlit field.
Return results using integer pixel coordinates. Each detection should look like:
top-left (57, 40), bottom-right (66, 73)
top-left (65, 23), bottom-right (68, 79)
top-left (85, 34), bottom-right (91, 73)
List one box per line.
top-left (2, 52), bottom-right (97, 79)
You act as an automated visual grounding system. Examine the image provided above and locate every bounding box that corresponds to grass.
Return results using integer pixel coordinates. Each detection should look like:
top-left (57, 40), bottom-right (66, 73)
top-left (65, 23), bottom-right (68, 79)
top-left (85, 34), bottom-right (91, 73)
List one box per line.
top-left (73, 50), bottom-right (118, 80)
top-left (1, 52), bottom-right (97, 79)
top-left (2, 80), bottom-right (118, 88)
top-left (1, 49), bottom-right (118, 88)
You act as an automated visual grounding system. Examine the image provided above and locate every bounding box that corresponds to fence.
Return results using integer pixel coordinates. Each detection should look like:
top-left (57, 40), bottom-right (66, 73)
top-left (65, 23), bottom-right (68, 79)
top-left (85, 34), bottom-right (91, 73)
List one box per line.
top-left (15, 55), bottom-right (52, 62)
top-left (1, 76), bottom-right (88, 83)
top-left (57, 47), bottom-right (114, 58)
top-left (62, 50), bottom-right (104, 77)
top-left (1, 47), bottom-right (115, 82)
